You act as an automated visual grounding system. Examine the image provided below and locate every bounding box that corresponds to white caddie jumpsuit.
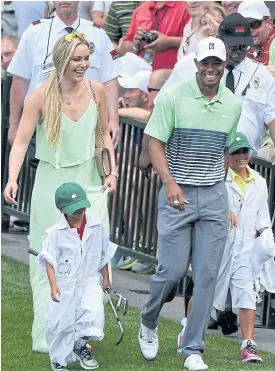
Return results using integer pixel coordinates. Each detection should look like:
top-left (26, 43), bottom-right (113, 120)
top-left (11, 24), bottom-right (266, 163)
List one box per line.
top-left (38, 214), bottom-right (117, 367)
top-left (213, 169), bottom-right (275, 312)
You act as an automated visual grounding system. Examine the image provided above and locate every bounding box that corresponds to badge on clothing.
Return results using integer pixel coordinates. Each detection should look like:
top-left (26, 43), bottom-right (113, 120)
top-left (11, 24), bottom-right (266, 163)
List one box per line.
top-left (110, 49), bottom-right (119, 60)
top-left (32, 19), bottom-right (41, 26)
top-left (59, 261), bottom-right (71, 275)
top-left (41, 62), bottom-right (55, 75)
top-left (89, 42), bottom-right (95, 54)
top-left (253, 76), bottom-right (260, 89)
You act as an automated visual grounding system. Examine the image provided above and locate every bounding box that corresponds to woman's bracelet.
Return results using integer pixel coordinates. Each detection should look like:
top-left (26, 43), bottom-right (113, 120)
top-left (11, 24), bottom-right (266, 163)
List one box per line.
top-left (110, 172), bottom-right (119, 179)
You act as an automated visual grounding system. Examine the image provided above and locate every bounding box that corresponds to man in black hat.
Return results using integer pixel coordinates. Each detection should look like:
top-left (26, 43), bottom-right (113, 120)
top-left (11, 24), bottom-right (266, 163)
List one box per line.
top-left (217, 13), bottom-right (275, 160)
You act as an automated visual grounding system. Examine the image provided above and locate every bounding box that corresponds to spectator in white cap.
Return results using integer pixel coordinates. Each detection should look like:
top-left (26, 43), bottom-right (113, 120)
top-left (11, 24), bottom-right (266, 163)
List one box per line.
top-left (116, 69), bottom-right (152, 273)
top-left (118, 70), bottom-right (151, 112)
top-left (118, 52), bottom-right (152, 78)
top-left (238, 1), bottom-right (275, 65)
top-left (138, 36), bottom-right (242, 370)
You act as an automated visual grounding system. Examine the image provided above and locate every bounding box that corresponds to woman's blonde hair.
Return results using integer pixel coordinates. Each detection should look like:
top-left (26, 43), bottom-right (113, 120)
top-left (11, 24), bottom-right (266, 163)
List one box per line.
top-left (200, 4), bottom-right (226, 26)
top-left (43, 34), bottom-right (90, 148)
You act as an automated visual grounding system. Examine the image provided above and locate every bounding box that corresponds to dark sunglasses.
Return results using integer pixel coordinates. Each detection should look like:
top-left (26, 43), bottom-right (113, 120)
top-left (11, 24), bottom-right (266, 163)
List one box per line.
top-left (228, 45), bottom-right (250, 51)
top-left (249, 18), bottom-right (267, 30)
top-left (231, 148), bottom-right (250, 155)
top-left (148, 87), bottom-right (160, 92)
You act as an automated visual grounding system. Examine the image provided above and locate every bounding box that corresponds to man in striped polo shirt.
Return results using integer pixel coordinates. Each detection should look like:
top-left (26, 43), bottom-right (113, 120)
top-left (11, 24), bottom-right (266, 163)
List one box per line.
top-left (138, 37), bottom-right (242, 370)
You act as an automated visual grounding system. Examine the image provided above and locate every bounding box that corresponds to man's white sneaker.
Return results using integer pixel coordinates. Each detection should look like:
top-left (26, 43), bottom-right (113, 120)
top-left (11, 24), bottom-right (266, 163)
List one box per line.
top-left (184, 354), bottom-right (208, 371)
top-left (138, 321), bottom-right (158, 360)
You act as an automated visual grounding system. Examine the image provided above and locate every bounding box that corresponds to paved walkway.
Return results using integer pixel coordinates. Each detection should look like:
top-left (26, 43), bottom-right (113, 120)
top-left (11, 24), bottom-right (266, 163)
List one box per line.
top-left (2, 232), bottom-right (275, 354)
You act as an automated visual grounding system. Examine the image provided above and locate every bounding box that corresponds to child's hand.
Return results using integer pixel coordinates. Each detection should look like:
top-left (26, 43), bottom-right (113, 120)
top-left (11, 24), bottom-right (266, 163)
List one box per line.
top-left (103, 279), bottom-right (112, 292)
top-left (229, 210), bottom-right (237, 230)
top-left (51, 284), bottom-right (61, 302)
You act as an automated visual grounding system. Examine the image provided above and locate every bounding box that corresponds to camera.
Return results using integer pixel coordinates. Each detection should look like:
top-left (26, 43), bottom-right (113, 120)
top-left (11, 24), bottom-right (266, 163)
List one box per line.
top-left (141, 31), bottom-right (158, 44)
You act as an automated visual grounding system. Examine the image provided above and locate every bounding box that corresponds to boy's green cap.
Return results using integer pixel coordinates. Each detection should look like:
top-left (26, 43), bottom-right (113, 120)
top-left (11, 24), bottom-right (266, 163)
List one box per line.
top-left (55, 182), bottom-right (91, 215)
top-left (229, 132), bottom-right (254, 154)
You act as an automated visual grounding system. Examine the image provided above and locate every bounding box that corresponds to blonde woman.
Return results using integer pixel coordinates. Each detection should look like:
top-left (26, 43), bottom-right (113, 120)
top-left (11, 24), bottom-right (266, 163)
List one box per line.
top-left (4, 33), bottom-right (117, 354)
top-left (200, 4), bottom-right (225, 38)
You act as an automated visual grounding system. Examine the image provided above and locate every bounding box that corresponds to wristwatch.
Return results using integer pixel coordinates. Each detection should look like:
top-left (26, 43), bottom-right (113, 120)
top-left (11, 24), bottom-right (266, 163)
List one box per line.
top-left (111, 172), bottom-right (119, 179)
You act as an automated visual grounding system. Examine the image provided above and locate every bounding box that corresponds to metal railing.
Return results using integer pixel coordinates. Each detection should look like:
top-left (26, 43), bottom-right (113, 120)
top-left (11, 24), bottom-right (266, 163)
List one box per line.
top-left (1, 77), bottom-right (275, 327)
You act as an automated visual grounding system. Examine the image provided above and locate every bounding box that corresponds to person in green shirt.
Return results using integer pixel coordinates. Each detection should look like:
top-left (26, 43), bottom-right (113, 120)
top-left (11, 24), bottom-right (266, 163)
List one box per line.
top-left (138, 37), bottom-right (242, 371)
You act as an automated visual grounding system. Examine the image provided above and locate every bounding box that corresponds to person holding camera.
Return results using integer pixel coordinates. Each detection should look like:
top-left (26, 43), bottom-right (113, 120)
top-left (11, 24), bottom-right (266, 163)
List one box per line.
top-left (120, 1), bottom-right (190, 70)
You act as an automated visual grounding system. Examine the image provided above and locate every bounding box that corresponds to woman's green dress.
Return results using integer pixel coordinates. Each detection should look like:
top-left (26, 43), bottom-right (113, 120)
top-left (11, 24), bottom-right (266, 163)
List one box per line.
top-left (29, 99), bottom-right (110, 352)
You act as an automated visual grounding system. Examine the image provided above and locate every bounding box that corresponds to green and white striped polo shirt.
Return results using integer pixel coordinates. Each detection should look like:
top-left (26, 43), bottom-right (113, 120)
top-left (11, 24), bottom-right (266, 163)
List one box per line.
top-left (105, 2), bottom-right (140, 42)
top-left (144, 78), bottom-right (242, 186)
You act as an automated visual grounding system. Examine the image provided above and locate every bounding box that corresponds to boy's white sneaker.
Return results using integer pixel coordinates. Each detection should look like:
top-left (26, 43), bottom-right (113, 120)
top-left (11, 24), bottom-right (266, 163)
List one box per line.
top-left (51, 362), bottom-right (69, 371)
top-left (184, 354), bottom-right (208, 370)
top-left (138, 321), bottom-right (158, 360)
top-left (73, 345), bottom-right (99, 369)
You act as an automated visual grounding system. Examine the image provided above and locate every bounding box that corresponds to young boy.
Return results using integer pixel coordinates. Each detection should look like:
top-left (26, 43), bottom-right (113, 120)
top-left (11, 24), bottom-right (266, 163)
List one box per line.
top-left (38, 182), bottom-right (117, 371)
top-left (213, 132), bottom-right (275, 363)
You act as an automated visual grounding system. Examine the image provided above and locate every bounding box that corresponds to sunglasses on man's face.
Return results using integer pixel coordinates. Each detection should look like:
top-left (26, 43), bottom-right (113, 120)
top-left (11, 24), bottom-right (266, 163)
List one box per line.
top-left (231, 148), bottom-right (250, 155)
top-left (228, 45), bottom-right (250, 51)
top-left (148, 87), bottom-right (160, 93)
top-left (249, 18), bottom-right (267, 30)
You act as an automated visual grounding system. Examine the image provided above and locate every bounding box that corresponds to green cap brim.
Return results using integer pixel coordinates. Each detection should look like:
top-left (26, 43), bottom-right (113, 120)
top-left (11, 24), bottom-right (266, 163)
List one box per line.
top-left (229, 143), bottom-right (254, 154)
top-left (62, 197), bottom-right (91, 215)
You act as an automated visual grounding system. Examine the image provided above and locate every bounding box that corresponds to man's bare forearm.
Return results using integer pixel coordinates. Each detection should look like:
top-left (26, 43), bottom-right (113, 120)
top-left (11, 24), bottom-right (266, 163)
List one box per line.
top-left (149, 137), bottom-right (174, 184)
top-left (9, 76), bottom-right (30, 128)
top-left (104, 78), bottom-right (119, 123)
top-left (119, 107), bottom-right (151, 122)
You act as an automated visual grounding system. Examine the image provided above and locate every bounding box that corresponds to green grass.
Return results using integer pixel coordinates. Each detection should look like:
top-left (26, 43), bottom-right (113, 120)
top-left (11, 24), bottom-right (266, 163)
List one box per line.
top-left (2, 256), bottom-right (275, 371)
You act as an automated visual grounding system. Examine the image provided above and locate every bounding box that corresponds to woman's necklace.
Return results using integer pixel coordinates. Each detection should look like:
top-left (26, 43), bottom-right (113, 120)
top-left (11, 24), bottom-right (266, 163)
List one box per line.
top-left (66, 97), bottom-right (72, 105)
top-left (63, 83), bottom-right (87, 105)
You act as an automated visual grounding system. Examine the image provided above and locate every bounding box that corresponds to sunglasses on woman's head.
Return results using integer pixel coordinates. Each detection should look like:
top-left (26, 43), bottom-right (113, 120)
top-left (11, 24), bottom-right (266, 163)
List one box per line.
top-left (231, 148), bottom-right (250, 155)
top-left (249, 18), bottom-right (267, 30)
top-left (65, 33), bottom-right (86, 43)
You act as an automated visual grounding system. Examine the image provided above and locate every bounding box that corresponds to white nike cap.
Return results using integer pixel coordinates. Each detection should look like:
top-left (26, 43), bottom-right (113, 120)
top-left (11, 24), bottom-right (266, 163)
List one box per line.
top-left (118, 70), bottom-right (151, 93)
top-left (196, 37), bottom-right (226, 62)
top-left (238, 1), bottom-right (270, 20)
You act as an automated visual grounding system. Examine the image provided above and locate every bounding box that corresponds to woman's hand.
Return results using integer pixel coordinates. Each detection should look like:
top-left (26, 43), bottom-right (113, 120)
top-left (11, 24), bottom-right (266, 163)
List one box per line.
top-left (3, 181), bottom-right (18, 205)
top-left (102, 174), bottom-right (117, 193)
